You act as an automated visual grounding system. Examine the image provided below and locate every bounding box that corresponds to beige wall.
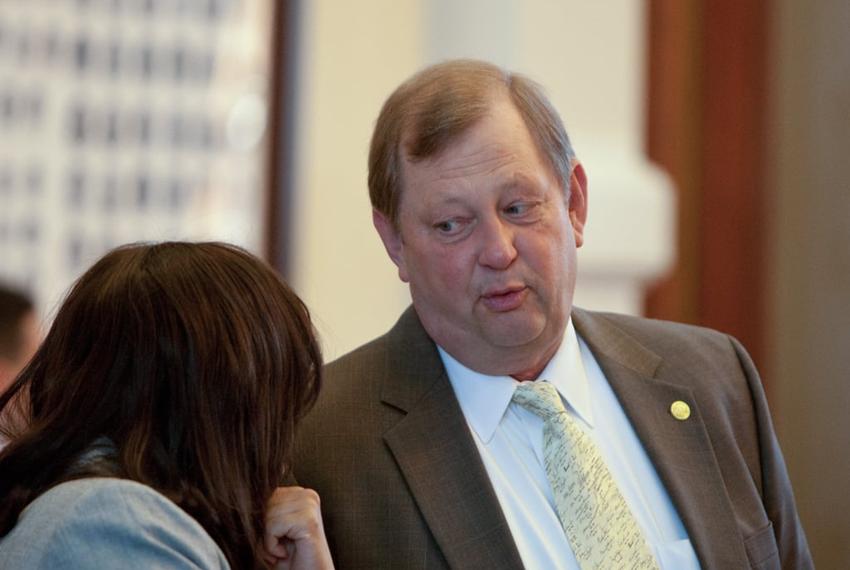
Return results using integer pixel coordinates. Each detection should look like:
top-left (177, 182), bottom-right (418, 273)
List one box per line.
top-left (769, 0), bottom-right (850, 566)
top-left (290, 1), bottom-right (424, 357)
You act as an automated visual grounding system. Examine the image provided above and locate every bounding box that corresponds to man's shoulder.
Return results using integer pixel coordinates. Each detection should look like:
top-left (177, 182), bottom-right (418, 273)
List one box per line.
top-left (294, 310), bottom-right (434, 466)
top-left (326, 329), bottom-right (395, 378)
top-left (575, 308), bottom-right (735, 355)
top-left (304, 307), bottom-right (442, 429)
top-left (574, 308), bottom-right (757, 398)
top-left (324, 306), bottom-right (436, 383)
top-left (320, 326), bottom-right (398, 403)
top-left (574, 308), bottom-right (756, 384)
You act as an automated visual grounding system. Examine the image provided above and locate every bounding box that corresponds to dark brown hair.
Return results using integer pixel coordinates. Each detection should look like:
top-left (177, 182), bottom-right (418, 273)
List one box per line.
top-left (0, 284), bottom-right (34, 361)
top-left (368, 59), bottom-right (576, 226)
top-left (0, 242), bottom-right (322, 569)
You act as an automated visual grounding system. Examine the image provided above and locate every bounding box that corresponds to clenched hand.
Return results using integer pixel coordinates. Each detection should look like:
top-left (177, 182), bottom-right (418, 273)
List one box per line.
top-left (263, 486), bottom-right (334, 570)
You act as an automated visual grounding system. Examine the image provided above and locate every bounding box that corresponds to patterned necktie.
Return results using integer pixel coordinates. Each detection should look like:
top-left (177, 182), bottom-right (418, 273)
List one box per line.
top-left (512, 381), bottom-right (660, 570)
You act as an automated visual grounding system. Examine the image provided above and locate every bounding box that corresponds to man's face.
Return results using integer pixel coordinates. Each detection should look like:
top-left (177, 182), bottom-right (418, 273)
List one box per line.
top-left (374, 93), bottom-right (587, 377)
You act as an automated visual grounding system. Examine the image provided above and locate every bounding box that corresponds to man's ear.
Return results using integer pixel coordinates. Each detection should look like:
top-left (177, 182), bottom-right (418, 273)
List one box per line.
top-left (372, 209), bottom-right (410, 283)
top-left (567, 161), bottom-right (588, 248)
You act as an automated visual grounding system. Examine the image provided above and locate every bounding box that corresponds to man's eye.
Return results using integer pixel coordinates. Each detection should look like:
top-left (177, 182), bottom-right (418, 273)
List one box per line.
top-left (434, 220), bottom-right (461, 234)
top-left (505, 202), bottom-right (530, 216)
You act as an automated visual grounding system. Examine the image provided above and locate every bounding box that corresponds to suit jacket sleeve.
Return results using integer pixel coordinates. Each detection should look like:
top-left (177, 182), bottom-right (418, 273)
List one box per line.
top-left (0, 478), bottom-right (230, 570)
top-left (729, 335), bottom-right (811, 569)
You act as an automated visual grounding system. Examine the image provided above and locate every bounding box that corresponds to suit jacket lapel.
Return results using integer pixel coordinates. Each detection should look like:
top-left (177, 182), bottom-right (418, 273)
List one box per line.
top-left (573, 309), bottom-right (750, 569)
top-left (380, 308), bottom-right (524, 570)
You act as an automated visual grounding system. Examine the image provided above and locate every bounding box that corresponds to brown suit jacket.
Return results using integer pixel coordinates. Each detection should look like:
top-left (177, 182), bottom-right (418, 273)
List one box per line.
top-left (293, 307), bottom-right (812, 569)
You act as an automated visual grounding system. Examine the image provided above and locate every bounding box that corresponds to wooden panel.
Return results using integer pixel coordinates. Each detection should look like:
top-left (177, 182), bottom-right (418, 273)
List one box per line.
top-left (265, 0), bottom-right (297, 277)
top-left (645, 0), bottom-right (769, 373)
top-left (644, 0), bottom-right (703, 325)
top-left (700, 0), bottom-right (768, 368)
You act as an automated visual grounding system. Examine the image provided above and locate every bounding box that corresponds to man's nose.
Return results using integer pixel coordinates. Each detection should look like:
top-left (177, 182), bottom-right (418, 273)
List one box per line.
top-left (477, 218), bottom-right (517, 270)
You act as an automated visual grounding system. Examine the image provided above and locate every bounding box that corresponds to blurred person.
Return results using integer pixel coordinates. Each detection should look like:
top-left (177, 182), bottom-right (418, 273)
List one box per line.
top-left (0, 242), bottom-right (334, 569)
top-left (0, 285), bottom-right (39, 397)
top-left (292, 60), bottom-right (812, 569)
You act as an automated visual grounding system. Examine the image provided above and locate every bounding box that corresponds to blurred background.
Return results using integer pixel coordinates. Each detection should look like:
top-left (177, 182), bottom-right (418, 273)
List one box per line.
top-left (0, 0), bottom-right (847, 565)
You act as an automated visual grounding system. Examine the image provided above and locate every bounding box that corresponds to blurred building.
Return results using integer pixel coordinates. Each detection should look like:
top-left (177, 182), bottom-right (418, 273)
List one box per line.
top-left (0, 0), bottom-right (272, 312)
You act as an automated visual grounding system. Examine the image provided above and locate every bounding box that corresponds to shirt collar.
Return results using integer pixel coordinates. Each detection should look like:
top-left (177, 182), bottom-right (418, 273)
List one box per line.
top-left (439, 319), bottom-right (594, 444)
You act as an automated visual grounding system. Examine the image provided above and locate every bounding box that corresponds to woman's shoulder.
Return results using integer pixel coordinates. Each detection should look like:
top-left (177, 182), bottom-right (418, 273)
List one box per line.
top-left (0, 478), bottom-right (230, 569)
top-left (23, 477), bottom-right (188, 521)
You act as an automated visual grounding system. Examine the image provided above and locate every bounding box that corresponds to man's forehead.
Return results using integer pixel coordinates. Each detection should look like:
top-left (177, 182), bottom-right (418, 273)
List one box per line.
top-left (399, 88), bottom-right (511, 159)
top-left (402, 139), bottom-right (518, 181)
top-left (401, 107), bottom-right (542, 183)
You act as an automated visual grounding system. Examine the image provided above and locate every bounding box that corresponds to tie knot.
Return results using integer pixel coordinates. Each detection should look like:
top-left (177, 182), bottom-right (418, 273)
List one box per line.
top-left (512, 381), bottom-right (566, 420)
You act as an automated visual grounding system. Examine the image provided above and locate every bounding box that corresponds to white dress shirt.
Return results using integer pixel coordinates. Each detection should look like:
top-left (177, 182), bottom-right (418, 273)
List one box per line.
top-left (438, 320), bottom-right (701, 569)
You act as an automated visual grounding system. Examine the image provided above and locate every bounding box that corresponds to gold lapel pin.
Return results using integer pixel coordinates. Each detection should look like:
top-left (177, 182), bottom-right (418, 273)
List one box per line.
top-left (670, 400), bottom-right (691, 421)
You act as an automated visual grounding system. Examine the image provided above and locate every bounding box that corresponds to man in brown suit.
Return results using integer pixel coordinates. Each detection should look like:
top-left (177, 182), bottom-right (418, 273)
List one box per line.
top-left (293, 60), bottom-right (811, 569)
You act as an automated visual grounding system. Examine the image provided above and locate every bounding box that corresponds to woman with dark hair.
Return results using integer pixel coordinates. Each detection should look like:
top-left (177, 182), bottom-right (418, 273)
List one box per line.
top-left (0, 242), bottom-right (333, 569)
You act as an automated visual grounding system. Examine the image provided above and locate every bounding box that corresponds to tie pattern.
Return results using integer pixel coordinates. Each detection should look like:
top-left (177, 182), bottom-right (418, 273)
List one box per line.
top-left (513, 381), bottom-right (660, 570)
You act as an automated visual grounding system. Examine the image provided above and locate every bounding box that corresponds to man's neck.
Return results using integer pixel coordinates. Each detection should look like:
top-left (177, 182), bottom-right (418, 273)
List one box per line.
top-left (511, 368), bottom-right (545, 382)
top-left (442, 333), bottom-right (564, 381)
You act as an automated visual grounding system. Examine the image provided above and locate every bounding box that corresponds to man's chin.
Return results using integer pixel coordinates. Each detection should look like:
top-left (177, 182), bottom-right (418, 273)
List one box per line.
top-left (480, 316), bottom-right (547, 350)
